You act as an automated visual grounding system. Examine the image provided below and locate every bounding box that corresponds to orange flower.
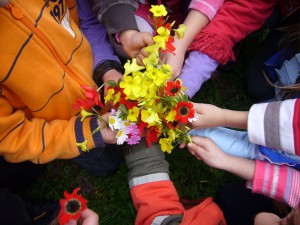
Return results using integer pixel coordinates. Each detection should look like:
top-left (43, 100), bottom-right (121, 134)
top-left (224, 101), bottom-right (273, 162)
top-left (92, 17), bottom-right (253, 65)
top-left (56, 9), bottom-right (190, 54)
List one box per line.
top-left (174, 101), bottom-right (195, 124)
top-left (58, 187), bottom-right (87, 225)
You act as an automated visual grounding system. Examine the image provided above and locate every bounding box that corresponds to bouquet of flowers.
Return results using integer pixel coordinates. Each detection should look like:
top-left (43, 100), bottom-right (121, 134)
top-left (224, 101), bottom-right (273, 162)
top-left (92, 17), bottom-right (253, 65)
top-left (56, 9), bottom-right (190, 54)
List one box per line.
top-left (73, 5), bottom-right (197, 153)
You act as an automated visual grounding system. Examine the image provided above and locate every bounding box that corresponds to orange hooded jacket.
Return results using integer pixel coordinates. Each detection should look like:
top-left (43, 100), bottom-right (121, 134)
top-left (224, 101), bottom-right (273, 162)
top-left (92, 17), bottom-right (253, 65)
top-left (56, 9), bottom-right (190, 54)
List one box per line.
top-left (0, 0), bottom-right (103, 164)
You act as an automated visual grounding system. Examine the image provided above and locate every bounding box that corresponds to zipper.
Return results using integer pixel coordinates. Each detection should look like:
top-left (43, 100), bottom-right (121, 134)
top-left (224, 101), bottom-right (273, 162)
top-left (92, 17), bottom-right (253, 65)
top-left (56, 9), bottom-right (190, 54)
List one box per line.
top-left (5, 3), bottom-right (86, 86)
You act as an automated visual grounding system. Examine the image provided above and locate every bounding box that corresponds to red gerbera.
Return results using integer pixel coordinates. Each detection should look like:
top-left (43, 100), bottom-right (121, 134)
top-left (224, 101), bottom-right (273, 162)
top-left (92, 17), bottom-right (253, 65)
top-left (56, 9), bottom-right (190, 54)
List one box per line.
top-left (165, 79), bottom-right (182, 96)
top-left (174, 101), bottom-right (195, 124)
top-left (58, 187), bottom-right (87, 225)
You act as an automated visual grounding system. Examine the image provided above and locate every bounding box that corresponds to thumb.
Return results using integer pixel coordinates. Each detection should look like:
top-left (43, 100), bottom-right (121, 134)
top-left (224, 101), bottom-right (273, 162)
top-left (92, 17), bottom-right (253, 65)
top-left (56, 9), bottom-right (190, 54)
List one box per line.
top-left (190, 136), bottom-right (211, 149)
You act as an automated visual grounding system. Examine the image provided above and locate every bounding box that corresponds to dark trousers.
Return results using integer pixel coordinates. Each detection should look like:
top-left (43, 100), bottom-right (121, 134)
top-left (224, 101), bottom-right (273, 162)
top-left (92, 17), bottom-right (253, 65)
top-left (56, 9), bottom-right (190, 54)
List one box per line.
top-left (215, 181), bottom-right (276, 225)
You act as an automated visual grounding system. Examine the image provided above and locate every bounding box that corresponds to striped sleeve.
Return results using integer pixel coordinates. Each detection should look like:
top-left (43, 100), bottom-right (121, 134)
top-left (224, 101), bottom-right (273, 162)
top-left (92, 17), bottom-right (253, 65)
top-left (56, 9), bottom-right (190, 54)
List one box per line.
top-left (189, 0), bottom-right (224, 21)
top-left (248, 99), bottom-right (300, 156)
top-left (249, 160), bottom-right (300, 208)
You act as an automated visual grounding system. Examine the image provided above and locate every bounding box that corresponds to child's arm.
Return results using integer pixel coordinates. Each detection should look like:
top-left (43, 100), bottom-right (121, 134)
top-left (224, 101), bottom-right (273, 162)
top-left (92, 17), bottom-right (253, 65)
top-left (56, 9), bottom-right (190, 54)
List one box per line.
top-left (248, 98), bottom-right (300, 156)
top-left (190, 102), bottom-right (248, 130)
top-left (161, 0), bottom-right (224, 79)
top-left (188, 136), bottom-right (255, 180)
top-left (188, 136), bottom-right (300, 208)
top-left (160, 10), bottom-right (209, 78)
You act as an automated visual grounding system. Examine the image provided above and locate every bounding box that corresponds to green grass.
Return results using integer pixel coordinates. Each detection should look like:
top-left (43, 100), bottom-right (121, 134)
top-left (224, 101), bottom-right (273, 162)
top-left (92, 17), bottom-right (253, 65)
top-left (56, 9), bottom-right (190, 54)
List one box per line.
top-left (28, 31), bottom-right (267, 224)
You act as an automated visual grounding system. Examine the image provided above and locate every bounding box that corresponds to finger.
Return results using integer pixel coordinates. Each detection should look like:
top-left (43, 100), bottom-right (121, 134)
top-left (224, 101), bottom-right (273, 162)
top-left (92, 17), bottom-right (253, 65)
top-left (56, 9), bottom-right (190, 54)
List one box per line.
top-left (190, 136), bottom-right (210, 148)
top-left (81, 209), bottom-right (99, 225)
top-left (179, 142), bottom-right (187, 149)
top-left (139, 48), bottom-right (149, 58)
top-left (140, 32), bottom-right (154, 46)
top-left (136, 55), bottom-right (144, 66)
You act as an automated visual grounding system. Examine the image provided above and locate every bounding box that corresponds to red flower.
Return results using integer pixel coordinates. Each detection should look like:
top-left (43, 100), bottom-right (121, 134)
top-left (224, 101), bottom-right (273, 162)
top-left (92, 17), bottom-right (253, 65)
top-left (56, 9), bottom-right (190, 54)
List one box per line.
top-left (81, 85), bottom-right (103, 108)
top-left (72, 86), bottom-right (103, 110)
top-left (165, 79), bottom-right (182, 96)
top-left (174, 101), bottom-right (195, 124)
top-left (58, 187), bottom-right (87, 225)
top-left (162, 36), bottom-right (176, 55)
top-left (145, 126), bottom-right (159, 147)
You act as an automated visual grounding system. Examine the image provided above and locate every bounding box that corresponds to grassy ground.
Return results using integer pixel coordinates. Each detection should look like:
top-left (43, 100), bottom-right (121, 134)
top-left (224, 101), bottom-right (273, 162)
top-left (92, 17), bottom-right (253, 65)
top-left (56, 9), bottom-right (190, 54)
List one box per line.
top-left (28, 31), bottom-right (267, 224)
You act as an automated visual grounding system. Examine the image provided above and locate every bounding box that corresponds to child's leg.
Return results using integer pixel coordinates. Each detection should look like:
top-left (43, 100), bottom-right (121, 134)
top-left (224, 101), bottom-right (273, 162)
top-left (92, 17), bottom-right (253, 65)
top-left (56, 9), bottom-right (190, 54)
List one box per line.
top-left (189, 127), bottom-right (260, 159)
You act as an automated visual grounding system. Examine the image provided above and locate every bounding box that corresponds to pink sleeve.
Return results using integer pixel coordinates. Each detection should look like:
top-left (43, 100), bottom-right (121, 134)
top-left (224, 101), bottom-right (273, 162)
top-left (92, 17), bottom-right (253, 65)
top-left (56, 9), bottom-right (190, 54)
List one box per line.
top-left (249, 160), bottom-right (300, 208)
top-left (189, 0), bottom-right (224, 21)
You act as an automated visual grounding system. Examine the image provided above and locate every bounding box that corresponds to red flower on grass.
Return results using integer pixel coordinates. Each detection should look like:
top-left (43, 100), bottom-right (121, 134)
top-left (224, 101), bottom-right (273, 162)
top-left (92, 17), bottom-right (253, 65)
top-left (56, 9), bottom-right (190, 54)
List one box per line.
top-left (59, 187), bottom-right (87, 225)
top-left (165, 79), bottom-right (182, 96)
top-left (174, 101), bottom-right (194, 124)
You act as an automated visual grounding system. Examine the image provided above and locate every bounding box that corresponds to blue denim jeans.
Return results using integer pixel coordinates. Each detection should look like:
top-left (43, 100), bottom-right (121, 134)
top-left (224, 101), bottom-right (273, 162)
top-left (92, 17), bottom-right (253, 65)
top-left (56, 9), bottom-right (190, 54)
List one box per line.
top-left (72, 144), bottom-right (123, 177)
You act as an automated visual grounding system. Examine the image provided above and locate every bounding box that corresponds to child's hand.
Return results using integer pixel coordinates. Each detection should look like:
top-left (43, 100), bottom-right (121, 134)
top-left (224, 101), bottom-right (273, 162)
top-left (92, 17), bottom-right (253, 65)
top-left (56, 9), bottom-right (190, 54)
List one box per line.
top-left (187, 136), bottom-right (228, 170)
top-left (190, 103), bottom-right (224, 129)
top-left (160, 40), bottom-right (186, 79)
top-left (64, 208), bottom-right (99, 225)
top-left (119, 30), bottom-right (153, 59)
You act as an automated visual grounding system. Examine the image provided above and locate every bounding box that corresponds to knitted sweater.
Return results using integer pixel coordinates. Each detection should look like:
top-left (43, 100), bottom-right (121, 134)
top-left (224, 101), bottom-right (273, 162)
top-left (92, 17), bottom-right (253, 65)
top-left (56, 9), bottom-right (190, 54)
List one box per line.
top-left (247, 98), bottom-right (300, 207)
top-left (0, 0), bottom-right (104, 164)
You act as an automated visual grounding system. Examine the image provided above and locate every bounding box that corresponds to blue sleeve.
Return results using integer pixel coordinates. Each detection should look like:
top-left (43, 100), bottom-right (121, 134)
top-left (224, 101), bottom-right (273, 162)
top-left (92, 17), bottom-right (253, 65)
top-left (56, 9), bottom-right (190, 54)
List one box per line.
top-left (77, 0), bottom-right (121, 68)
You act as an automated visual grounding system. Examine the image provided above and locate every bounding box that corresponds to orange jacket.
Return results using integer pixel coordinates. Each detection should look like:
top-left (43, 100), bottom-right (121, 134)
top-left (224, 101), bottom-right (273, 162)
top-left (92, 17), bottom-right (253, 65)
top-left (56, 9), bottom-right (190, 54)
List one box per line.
top-left (131, 180), bottom-right (226, 225)
top-left (0, 0), bottom-right (103, 163)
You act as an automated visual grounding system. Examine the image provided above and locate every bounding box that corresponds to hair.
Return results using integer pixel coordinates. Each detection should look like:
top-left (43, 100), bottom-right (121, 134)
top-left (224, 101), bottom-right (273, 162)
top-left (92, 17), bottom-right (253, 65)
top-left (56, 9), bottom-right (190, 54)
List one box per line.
top-left (280, 203), bottom-right (300, 225)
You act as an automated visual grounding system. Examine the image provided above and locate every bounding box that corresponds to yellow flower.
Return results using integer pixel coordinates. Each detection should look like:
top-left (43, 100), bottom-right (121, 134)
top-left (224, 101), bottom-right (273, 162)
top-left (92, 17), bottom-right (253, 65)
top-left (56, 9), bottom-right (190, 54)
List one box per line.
top-left (80, 108), bottom-right (94, 122)
top-left (150, 5), bottom-right (168, 17)
top-left (113, 91), bottom-right (121, 105)
top-left (127, 106), bottom-right (140, 122)
top-left (141, 108), bottom-right (160, 125)
top-left (161, 64), bottom-right (173, 76)
top-left (124, 58), bottom-right (145, 76)
top-left (120, 74), bottom-right (141, 97)
top-left (165, 110), bottom-right (176, 122)
top-left (76, 140), bottom-right (89, 152)
top-left (104, 88), bottom-right (114, 103)
top-left (173, 24), bottom-right (186, 39)
top-left (159, 138), bottom-right (173, 154)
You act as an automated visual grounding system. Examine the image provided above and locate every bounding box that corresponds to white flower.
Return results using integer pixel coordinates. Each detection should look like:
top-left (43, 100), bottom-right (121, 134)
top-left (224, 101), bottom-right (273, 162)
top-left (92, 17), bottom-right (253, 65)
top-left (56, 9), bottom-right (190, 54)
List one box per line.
top-left (116, 127), bottom-right (129, 145)
top-left (108, 115), bottom-right (122, 130)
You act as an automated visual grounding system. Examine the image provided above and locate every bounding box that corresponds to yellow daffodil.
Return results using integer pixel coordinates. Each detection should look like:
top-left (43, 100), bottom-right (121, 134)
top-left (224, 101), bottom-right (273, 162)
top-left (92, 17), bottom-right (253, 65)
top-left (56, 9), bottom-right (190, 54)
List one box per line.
top-left (127, 106), bottom-right (140, 122)
top-left (80, 108), bottom-right (94, 122)
top-left (159, 138), bottom-right (173, 154)
top-left (150, 5), bottom-right (168, 17)
top-left (173, 24), bottom-right (186, 39)
top-left (76, 140), bottom-right (89, 152)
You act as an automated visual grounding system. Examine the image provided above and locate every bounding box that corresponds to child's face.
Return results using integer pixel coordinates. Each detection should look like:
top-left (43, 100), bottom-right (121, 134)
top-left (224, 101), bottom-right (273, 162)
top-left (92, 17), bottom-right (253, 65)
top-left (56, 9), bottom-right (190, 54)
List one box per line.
top-left (0, 0), bottom-right (9, 7)
top-left (254, 212), bottom-right (281, 225)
